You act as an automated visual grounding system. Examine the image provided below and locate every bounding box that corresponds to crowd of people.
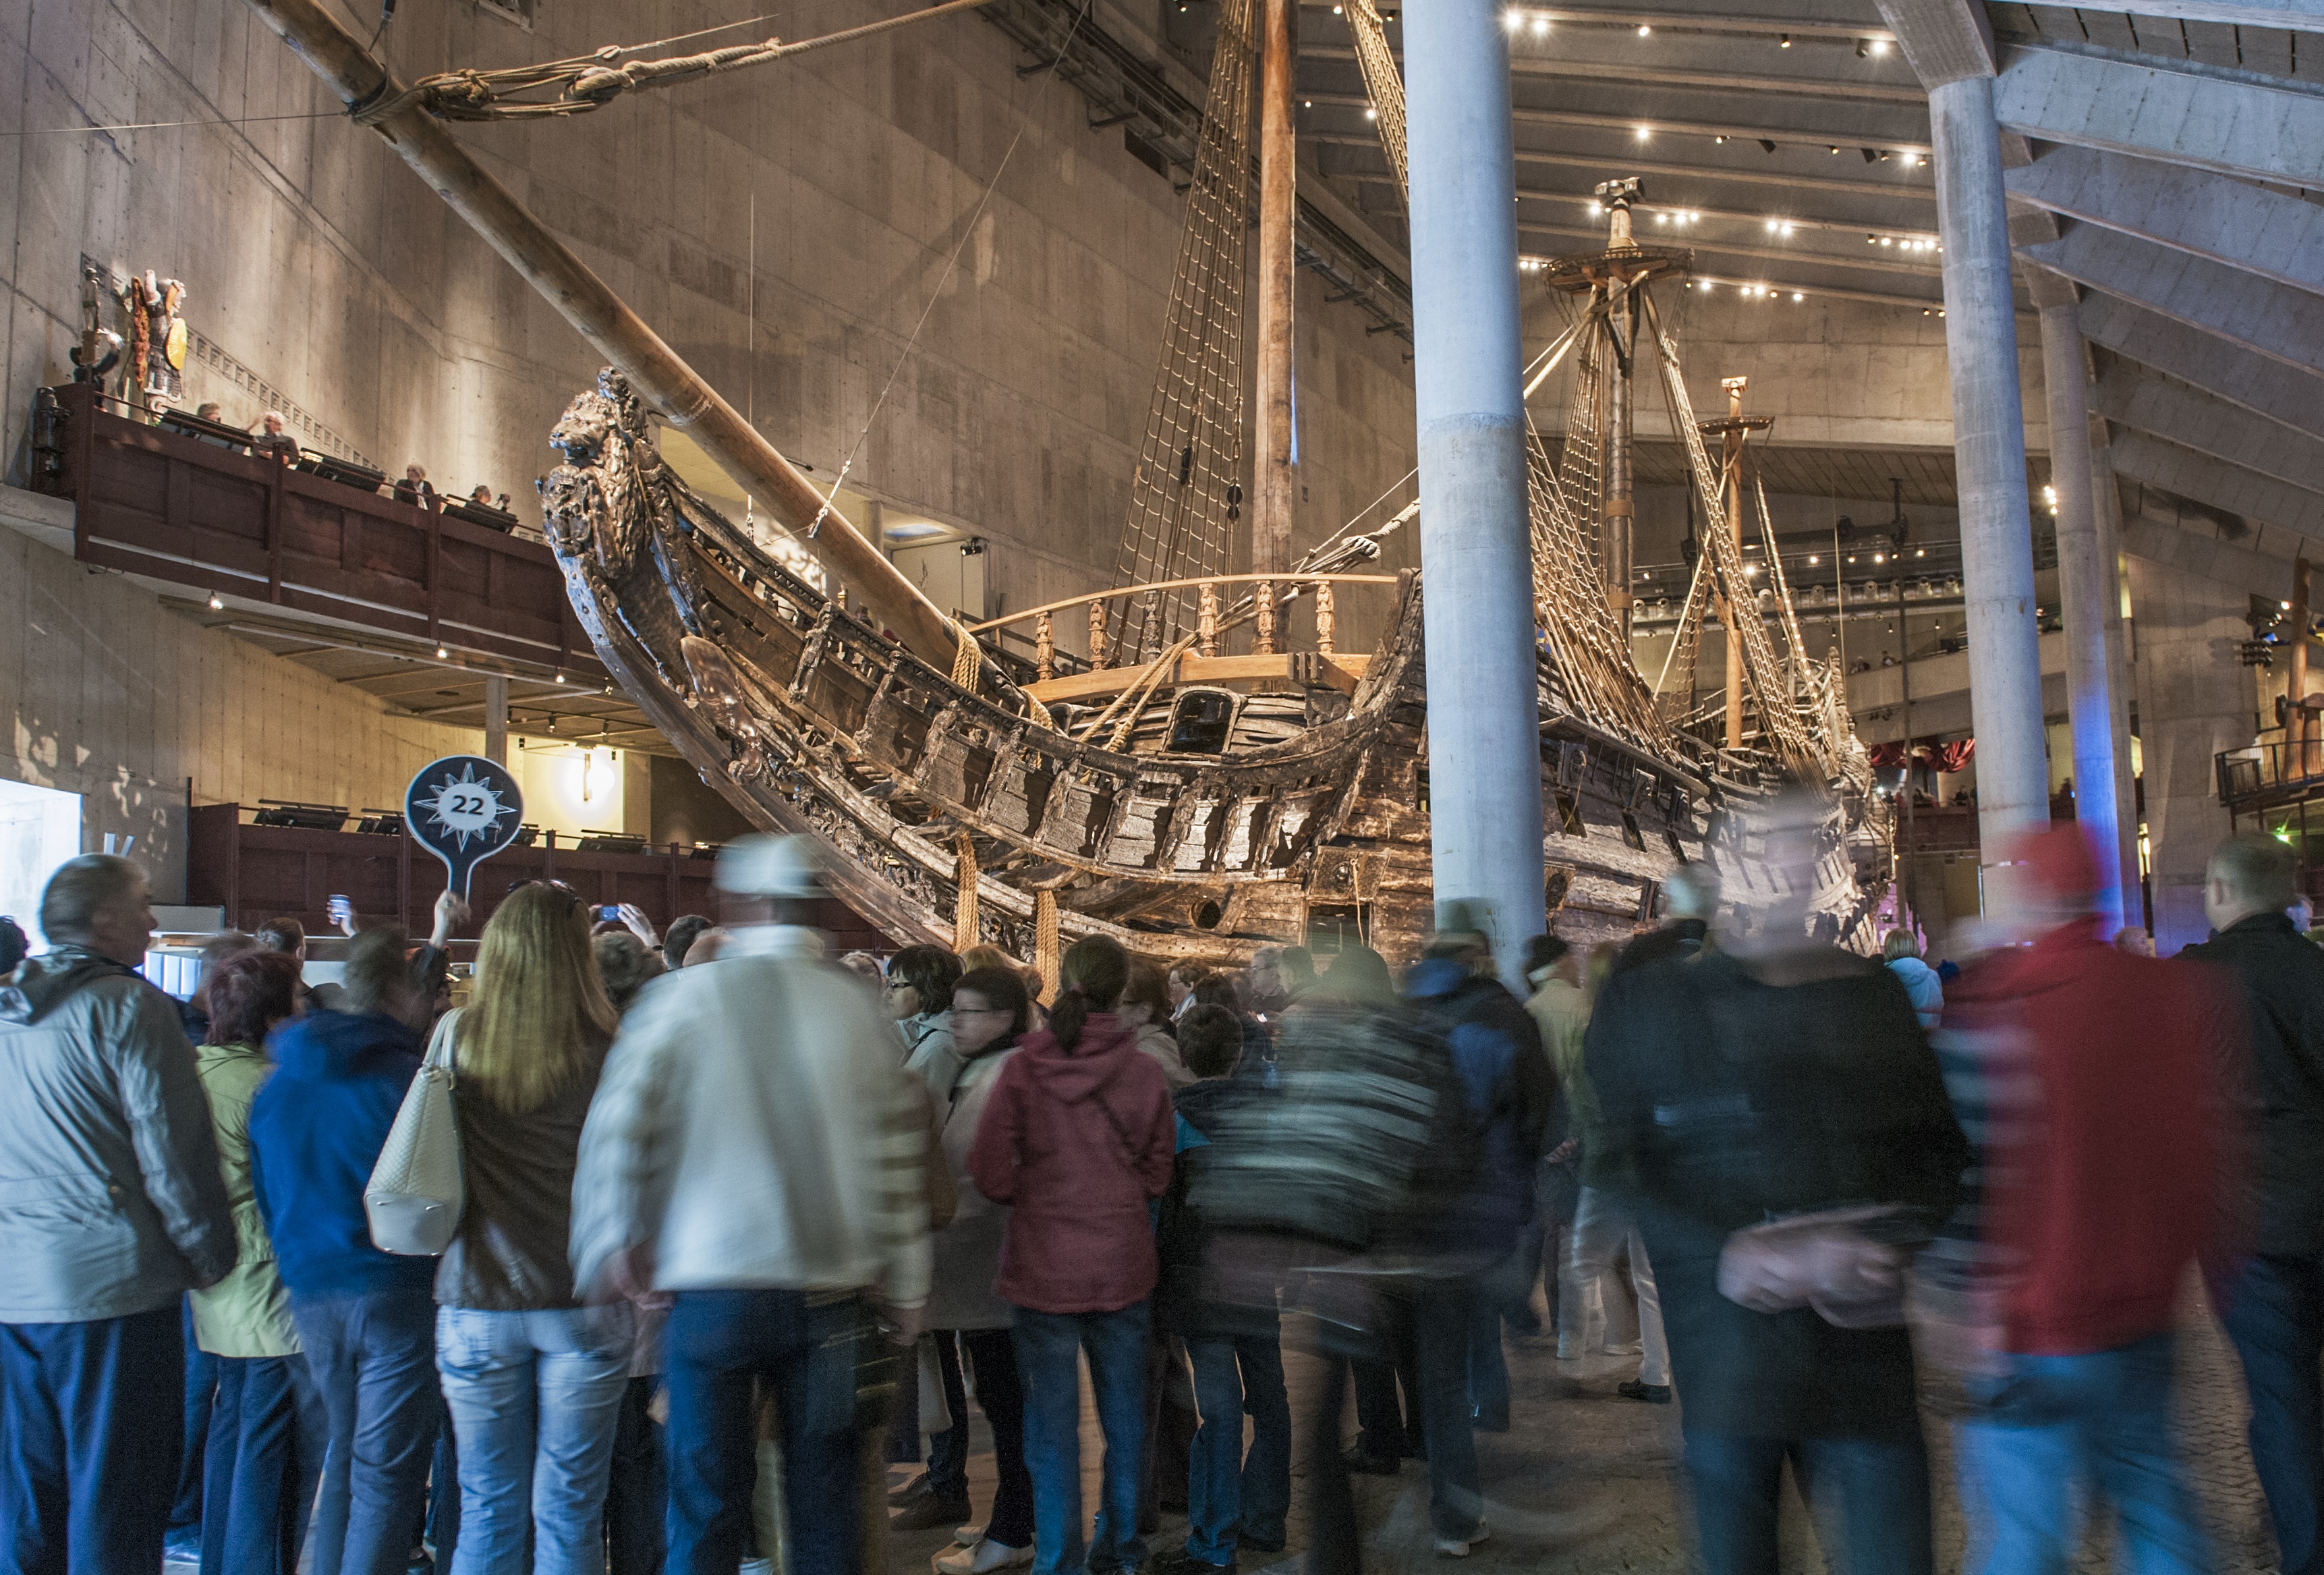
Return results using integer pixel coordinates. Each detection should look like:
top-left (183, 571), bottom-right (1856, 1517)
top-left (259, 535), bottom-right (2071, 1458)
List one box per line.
top-left (5, 794), bottom-right (2324, 1575)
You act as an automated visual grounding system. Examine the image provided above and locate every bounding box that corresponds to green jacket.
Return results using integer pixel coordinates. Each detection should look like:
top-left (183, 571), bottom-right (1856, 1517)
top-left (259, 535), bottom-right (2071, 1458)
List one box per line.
top-left (190, 1042), bottom-right (300, 1358)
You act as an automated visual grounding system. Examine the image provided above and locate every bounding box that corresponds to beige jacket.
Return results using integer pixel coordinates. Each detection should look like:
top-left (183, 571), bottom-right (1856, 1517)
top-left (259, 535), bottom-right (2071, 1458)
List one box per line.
top-left (569, 925), bottom-right (931, 1306)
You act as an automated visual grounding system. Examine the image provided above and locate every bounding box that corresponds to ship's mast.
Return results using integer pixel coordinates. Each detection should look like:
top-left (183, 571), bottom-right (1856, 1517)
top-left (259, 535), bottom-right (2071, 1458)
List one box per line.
top-left (1700, 377), bottom-right (1772, 750)
top-left (1599, 179), bottom-right (1639, 642)
top-left (1253, 0), bottom-right (1298, 576)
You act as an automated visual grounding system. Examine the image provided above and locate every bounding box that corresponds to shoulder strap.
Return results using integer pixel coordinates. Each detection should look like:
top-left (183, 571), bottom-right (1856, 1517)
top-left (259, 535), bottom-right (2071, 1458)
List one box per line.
top-left (424, 1007), bottom-right (463, 1078)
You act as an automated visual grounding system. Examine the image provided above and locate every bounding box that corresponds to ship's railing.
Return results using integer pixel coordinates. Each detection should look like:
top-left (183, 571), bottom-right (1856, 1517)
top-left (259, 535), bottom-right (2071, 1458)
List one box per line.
top-left (966, 572), bottom-right (1400, 701)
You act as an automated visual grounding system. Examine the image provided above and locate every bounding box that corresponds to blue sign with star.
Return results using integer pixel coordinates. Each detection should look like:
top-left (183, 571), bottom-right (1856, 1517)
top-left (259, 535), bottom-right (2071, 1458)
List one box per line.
top-left (404, 754), bottom-right (526, 899)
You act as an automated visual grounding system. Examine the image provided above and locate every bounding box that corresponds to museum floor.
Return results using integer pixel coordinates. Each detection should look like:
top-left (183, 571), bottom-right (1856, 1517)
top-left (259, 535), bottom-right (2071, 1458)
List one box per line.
top-left (888, 1293), bottom-right (2277, 1575)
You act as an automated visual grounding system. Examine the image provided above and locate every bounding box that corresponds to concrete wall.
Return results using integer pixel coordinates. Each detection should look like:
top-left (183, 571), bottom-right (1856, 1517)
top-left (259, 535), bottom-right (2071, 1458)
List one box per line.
top-left (0, 527), bottom-right (483, 900)
top-left (0, 0), bottom-right (1421, 653)
top-left (2128, 556), bottom-right (2255, 954)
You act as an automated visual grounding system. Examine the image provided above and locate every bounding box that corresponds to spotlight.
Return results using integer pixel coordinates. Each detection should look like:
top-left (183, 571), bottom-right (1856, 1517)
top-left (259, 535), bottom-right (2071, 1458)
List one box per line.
top-left (206, 593), bottom-right (223, 611)
top-left (1637, 23), bottom-right (1651, 34)
top-left (1808, 555), bottom-right (1820, 565)
top-left (1655, 212), bottom-right (1668, 224)
top-left (1714, 134), bottom-right (1726, 144)
top-left (1792, 291), bottom-right (1803, 301)
top-left (1780, 222), bottom-right (1794, 236)
top-left (1531, 13), bottom-right (1547, 31)
top-left (1871, 38), bottom-right (1890, 53)
top-left (1636, 125), bottom-right (1651, 140)
top-left (1830, 146), bottom-right (1841, 155)
top-left (1780, 32), bottom-right (1792, 46)
top-left (554, 671), bottom-right (565, 684)
top-left (1504, 8), bottom-right (1521, 27)
top-left (1365, 107), bottom-right (1377, 119)
top-left (435, 645), bottom-right (448, 659)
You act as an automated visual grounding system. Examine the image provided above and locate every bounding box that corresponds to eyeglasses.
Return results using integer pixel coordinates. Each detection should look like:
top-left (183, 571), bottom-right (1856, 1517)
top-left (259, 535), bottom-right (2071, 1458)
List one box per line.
top-left (950, 1005), bottom-right (1011, 1017)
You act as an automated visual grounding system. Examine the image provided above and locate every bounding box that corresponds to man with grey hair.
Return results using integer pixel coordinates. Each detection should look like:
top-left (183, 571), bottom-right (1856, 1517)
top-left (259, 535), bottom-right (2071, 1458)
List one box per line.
top-left (2184, 832), bottom-right (2324, 1575)
top-left (572, 834), bottom-right (930, 1575)
top-left (1614, 860), bottom-right (1720, 976)
top-left (0, 853), bottom-right (236, 1572)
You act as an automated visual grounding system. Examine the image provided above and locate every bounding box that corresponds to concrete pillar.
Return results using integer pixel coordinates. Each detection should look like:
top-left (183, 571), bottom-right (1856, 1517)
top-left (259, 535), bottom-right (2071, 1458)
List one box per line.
top-left (1405, 0), bottom-right (1546, 983)
top-left (483, 673), bottom-right (509, 765)
top-left (2035, 285), bottom-right (2129, 935)
top-left (2089, 436), bottom-right (2144, 922)
top-left (1929, 75), bottom-right (2051, 866)
top-left (2128, 557), bottom-right (2250, 951)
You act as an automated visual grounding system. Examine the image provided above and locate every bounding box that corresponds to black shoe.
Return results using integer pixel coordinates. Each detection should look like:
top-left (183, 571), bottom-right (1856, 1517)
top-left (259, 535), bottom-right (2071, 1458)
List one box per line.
top-left (893, 1490), bottom-right (974, 1531)
top-left (1342, 1444), bottom-right (1400, 1476)
top-left (1618, 1380), bottom-right (1673, 1404)
top-left (1151, 1549), bottom-right (1236, 1575)
top-left (888, 1471), bottom-right (932, 1508)
top-left (1237, 1532), bottom-right (1287, 1555)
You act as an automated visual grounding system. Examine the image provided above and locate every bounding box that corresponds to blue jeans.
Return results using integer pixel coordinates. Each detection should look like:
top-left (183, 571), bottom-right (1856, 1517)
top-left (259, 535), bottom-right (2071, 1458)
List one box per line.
top-left (0, 1304), bottom-right (183, 1575)
top-left (200, 1354), bottom-right (327, 1575)
top-left (2222, 1252), bottom-right (2324, 1575)
top-left (173, 1297), bottom-right (218, 1536)
top-left (436, 1304), bottom-right (635, 1575)
top-left (291, 1286), bottom-right (443, 1575)
top-left (1012, 1301), bottom-right (1152, 1575)
top-left (1683, 1428), bottom-right (1933, 1575)
top-left (1184, 1324), bottom-right (1291, 1564)
top-left (1956, 1333), bottom-right (2209, 1575)
top-left (1413, 1277), bottom-right (1483, 1541)
top-left (662, 1289), bottom-right (865, 1575)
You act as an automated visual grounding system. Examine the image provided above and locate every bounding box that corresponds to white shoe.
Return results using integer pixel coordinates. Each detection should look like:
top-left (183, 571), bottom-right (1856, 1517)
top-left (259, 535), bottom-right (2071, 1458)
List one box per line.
top-left (935, 1539), bottom-right (1034, 1575)
top-left (1433, 1524), bottom-right (1490, 1557)
top-left (954, 1522), bottom-right (985, 1547)
top-left (1602, 1341), bottom-right (1642, 1356)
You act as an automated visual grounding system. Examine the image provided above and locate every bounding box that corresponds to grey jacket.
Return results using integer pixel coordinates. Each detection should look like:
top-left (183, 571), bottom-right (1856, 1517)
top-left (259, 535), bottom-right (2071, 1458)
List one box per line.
top-left (0, 948), bottom-right (237, 1323)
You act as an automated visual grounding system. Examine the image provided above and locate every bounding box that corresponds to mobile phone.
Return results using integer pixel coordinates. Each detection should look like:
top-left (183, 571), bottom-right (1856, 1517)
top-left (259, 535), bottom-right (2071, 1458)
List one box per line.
top-left (598, 905), bottom-right (622, 922)
top-left (328, 895), bottom-right (351, 920)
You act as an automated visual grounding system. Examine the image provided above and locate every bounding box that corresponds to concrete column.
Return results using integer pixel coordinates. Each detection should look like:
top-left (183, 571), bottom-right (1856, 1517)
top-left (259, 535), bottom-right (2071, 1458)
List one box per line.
top-left (483, 673), bottom-right (509, 765)
top-left (1405, 0), bottom-right (1546, 982)
top-left (2089, 437), bottom-right (2144, 922)
top-left (1929, 74), bottom-right (2051, 865)
top-left (2128, 557), bottom-right (2250, 951)
top-left (2035, 287), bottom-right (2129, 935)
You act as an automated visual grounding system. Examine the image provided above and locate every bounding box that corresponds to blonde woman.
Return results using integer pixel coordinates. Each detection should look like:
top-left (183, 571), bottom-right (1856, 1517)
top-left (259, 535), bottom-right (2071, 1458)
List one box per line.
top-left (432, 883), bottom-right (631, 1575)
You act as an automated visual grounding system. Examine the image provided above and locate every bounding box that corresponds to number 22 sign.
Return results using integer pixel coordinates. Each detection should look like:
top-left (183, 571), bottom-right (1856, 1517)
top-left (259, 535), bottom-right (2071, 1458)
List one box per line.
top-left (404, 754), bottom-right (527, 899)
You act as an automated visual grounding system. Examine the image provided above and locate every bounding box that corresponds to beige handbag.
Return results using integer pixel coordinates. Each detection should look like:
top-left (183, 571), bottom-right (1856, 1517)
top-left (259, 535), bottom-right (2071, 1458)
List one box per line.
top-left (365, 1010), bottom-right (465, 1256)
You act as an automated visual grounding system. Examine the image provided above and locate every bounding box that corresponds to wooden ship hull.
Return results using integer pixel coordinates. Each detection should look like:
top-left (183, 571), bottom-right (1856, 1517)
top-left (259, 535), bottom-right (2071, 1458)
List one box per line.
top-left (539, 370), bottom-right (1886, 966)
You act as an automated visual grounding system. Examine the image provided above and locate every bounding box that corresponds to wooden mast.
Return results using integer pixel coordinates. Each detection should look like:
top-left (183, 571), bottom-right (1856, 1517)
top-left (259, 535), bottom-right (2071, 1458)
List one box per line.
top-left (1252, 0), bottom-right (1297, 576)
top-left (1702, 376), bottom-right (1771, 752)
top-left (237, 0), bottom-right (963, 673)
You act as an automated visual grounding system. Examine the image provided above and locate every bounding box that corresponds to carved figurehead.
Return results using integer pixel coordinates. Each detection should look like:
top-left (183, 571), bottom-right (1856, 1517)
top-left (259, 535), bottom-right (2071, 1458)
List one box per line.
top-left (538, 367), bottom-right (657, 570)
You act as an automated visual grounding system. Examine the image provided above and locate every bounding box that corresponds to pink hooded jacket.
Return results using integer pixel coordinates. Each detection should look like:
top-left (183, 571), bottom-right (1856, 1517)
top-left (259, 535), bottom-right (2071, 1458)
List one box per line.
top-left (966, 1012), bottom-right (1175, 1314)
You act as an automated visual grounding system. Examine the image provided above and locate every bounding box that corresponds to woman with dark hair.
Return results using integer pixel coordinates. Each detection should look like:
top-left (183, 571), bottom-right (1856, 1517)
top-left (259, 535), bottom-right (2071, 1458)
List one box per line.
top-left (433, 883), bottom-right (630, 1574)
top-left (969, 938), bottom-right (1176, 1575)
top-left (912, 966), bottom-right (1039, 1570)
top-left (190, 950), bottom-right (323, 1575)
top-left (887, 943), bottom-right (965, 1102)
top-left (1121, 960), bottom-right (1192, 1088)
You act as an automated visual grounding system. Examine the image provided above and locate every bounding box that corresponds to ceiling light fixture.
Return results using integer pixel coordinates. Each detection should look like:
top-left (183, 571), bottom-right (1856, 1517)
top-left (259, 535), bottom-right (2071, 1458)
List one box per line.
top-left (1780, 33), bottom-right (1792, 46)
top-left (1504, 7), bottom-right (1522, 27)
top-left (1758, 138), bottom-right (1777, 153)
top-left (1871, 38), bottom-right (1890, 53)
top-left (1365, 106), bottom-right (1377, 119)
top-left (1636, 124), bottom-right (1651, 140)
top-left (435, 645), bottom-right (448, 659)
top-left (1531, 13), bottom-right (1548, 31)
top-left (1792, 291), bottom-right (1804, 301)
top-left (207, 593), bottom-right (224, 611)
top-left (1637, 23), bottom-right (1651, 35)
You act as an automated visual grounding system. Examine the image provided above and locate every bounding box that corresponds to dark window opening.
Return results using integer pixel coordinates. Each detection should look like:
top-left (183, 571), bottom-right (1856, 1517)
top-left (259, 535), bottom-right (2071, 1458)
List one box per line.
top-left (1620, 810), bottom-right (1647, 851)
top-left (1168, 691), bottom-right (1236, 754)
top-left (1554, 790), bottom-right (1586, 837)
top-left (1192, 899), bottom-right (1224, 931)
top-left (1545, 870), bottom-right (1572, 912)
top-left (1307, 903), bottom-right (1371, 954)
top-left (1665, 827), bottom-right (1689, 863)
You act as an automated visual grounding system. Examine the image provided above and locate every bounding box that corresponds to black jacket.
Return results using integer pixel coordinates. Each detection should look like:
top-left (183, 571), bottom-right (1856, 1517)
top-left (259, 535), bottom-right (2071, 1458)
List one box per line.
top-left (1585, 947), bottom-right (1966, 1437)
top-left (2180, 912), bottom-right (2324, 1256)
top-left (1613, 917), bottom-right (1708, 976)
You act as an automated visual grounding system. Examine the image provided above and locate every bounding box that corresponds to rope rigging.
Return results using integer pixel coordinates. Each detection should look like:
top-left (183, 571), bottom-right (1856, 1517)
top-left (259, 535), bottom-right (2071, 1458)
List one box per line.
top-left (351, 0), bottom-right (998, 126)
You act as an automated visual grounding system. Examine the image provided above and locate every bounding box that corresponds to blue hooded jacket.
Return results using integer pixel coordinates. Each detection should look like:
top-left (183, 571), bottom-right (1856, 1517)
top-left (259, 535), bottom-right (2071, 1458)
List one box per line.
top-left (248, 1010), bottom-right (435, 1297)
top-left (1404, 958), bottom-right (1558, 1259)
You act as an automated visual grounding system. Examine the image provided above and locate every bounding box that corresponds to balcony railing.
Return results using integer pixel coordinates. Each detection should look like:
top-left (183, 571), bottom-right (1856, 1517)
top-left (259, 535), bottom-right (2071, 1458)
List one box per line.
top-left (2217, 740), bottom-right (2324, 812)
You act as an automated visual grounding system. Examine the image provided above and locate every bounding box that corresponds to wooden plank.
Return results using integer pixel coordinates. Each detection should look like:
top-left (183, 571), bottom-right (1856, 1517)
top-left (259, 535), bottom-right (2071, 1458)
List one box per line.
top-left (2183, 18), bottom-right (2241, 67)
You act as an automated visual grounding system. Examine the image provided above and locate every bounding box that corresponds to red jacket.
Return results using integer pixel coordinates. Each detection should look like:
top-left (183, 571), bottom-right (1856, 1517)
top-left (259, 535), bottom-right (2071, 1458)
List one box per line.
top-left (967, 1014), bottom-right (1176, 1314)
top-left (1946, 922), bottom-right (2232, 1354)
